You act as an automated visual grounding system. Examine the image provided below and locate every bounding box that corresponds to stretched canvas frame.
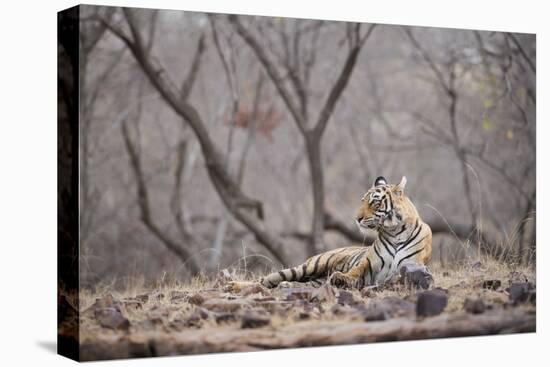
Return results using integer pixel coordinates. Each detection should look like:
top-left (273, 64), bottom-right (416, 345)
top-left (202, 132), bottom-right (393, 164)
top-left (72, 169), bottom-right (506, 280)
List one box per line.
top-left (58, 4), bottom-right (536, 362)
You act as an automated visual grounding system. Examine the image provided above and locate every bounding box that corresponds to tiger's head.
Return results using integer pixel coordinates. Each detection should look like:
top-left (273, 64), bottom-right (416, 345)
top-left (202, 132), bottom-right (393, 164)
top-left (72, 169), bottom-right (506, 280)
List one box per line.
top-left (355, 176), bottom-right (419, 234)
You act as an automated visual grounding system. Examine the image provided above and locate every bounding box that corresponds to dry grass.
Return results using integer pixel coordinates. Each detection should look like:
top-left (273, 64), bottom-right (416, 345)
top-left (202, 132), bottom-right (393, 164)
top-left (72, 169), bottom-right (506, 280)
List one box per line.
top-left (77, 257), bottom-right (535, 360)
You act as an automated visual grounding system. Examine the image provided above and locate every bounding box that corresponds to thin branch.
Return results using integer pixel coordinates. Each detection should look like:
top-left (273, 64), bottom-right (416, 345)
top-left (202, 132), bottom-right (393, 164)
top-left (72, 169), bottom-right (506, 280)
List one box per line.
top-left (104, 9), bottom-right (288, 265)
top-left (228, 14), bottom-right (307, 132)
top-left (403, 28), bottom-right (451, 95)
top-left (121, 120), bottom-right (201, 275)
top-left (314, 24), bottom-right (376, 137)
top-left (180, 33), bottom-right (206, 101)
top-left (506, 33), bottom-right (536, 74)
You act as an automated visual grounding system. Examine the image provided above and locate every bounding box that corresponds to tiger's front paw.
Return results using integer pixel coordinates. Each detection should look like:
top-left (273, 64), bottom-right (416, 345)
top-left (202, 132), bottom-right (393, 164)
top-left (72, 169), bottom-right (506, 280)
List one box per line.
top-left (329, 271), bottom-right (356, 289)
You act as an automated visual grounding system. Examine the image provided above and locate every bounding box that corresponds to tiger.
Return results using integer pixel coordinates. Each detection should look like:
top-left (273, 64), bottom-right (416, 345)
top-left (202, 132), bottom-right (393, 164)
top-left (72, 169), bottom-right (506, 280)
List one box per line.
top-left (228, 176), bottom-right (432, 291)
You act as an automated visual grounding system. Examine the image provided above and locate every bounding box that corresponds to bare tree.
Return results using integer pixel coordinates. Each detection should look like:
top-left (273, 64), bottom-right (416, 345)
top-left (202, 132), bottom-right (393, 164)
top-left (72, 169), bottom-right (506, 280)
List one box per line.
top-left (229, 15), bottom-right (376, 255)
top-left (100, 9), bottom-right (290, 266)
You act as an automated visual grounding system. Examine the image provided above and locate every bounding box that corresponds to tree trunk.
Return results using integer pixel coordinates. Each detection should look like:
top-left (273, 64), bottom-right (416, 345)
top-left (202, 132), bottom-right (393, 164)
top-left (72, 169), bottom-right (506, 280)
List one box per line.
top-left (305, 133), bottom-right (325, 256)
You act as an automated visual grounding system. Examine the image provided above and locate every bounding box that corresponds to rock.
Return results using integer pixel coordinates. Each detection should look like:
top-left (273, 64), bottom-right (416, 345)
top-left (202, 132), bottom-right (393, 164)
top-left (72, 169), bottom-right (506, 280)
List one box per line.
top-left (311, 282), bottom-right (336, 303)
top-left (213, 268), bottom-right (234, 288)
top-left (182, 308), bottom-right (210, 328)
top-left (507, 283), bottom-right (535, 305)
top-left (253, 296), bottom-right (277, 302)
top-left (416, 289), bottom-right (448, 317)
top-left (362, 305), bottom-right (388, 321)
top-left (482, 280), bottom-right (502, 290)
top-left (184, 314), bottom-right (202, 328)
top-left (464, 297), bottom-right (486, 314)
top-left (215, 312), bottom-right (237, 324)
top-left (196, 307), bottom-right (210, 319)
top-left (400, 264), bottom-right (434, 290)
top-left (360, 286), bottom-right (379, 298)
top-left (337, 290), bottom-right (357, 306)
top-left (361, 296), bottom-right (415, 321)
top-left (168, 319), bottom-right (187, 331)
top-left (128, 336), bottom-right (153, 358)
top-left (241, 313), bottom-right (270, 329)
top-left (330, 303), bottom-right (364, 317)
top-left (202, 299), bottom-right (251, 312)
top-left (281, 288), bottom-right (315, 302)
top-left (188, 293), bottom-right (205, 306)
top-left (253, 300), bottom-right (294, 313)
top-left (169, 291), bottom-right (187, 302)
top-left (95, 307), bottom-right (130, 331)
top-left (83, 294), bottom-right (122, 317)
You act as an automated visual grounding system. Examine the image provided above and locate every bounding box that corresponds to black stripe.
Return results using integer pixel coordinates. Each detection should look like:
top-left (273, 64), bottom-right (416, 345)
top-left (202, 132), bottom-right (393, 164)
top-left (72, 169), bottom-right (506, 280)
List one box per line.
top-left (348, 251), bottom-right (364, 268)
top-left (395, 224), bottom-right (407, 236)
top-left (374, 244), bottom-right (385, 270)
top-left (379, 235), bottom-right (395, 257)
top-left (301, 263), bottom-right (307, 278)
top-left (387, 194), bottom-right (394, 213)
top-left (312, 255), bottom-right (322, 275)
top-left (367, 260), bottom-right (373, 284)
top-left (384, 223), bottom-right (406, 238)
top-left (268, 279), bottom-right (276, 287)
top-left (395, 221), bottom-right (420, 248)
top-left (290, 268), bottom-right (297, 280)
top-left (397, 247), bottom-right (425, 268)
top-left (353, 249), bottom-right (368, 267)
top-left (325, 253), bottom-right (337, 269)
top-left (278, 270), bottom-right (287, 281)
top-left (400, 234), bottom-right (429, 254)
top-left (397, 225), bottom-right (423, 252)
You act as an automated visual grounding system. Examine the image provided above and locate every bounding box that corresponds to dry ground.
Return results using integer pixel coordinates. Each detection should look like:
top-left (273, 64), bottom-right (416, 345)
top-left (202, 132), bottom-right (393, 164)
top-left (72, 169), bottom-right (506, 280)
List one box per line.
top-left (74, 260), bottom-right (536, 361)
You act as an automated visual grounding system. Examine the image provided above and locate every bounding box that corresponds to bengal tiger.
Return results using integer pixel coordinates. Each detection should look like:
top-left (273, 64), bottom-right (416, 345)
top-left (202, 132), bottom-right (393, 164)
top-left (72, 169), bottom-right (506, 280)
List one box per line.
top-left (228, 176), bottom-right (432, 291)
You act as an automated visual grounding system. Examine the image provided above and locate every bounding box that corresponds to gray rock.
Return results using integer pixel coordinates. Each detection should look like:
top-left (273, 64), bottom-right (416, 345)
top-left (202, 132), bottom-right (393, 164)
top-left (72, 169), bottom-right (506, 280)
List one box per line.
top-left (416, 289), bottom-right (448, 317)
top-left (400, 264), bottom-right (434, 290)
top-left (507, 282), bottom-right (535, 305)
top-left (337, 290), bottom-right (357, 306)
top-left (361, 296), bottom-right (415, 321)
top-left (187, 293), bottom-right (205, 305)
top-left (464, 297), bottom-right (486, 314)
top-left (241, 313), bottom-right (270, 329)
top-left (362, 307), bottom-right (388, 321)
top-left (95, 307), bottom-right (130, 331)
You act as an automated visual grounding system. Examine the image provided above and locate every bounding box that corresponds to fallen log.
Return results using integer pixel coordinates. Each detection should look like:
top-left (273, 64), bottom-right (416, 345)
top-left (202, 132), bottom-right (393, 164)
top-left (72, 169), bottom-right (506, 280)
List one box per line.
top-left (80, 308), bottom-right (535, 361)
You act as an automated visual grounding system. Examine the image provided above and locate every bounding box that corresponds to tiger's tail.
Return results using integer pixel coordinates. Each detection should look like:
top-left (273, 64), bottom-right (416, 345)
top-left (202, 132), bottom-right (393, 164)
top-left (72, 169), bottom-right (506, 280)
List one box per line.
top-left (259, 252), bottom-right (332, 288)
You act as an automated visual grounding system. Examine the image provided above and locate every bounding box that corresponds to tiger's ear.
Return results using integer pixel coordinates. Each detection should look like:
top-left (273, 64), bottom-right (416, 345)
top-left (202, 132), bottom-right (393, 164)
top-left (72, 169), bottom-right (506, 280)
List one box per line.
top-left (374, 176), bottom-right (387, 187)
top-left (395, 176), bottom-right (407, 196)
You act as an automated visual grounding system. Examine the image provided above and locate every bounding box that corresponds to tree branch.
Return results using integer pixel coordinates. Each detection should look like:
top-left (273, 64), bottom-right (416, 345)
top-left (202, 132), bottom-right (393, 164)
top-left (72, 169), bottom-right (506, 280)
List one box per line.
top-left (314, 24), bottom-right (376, 137)
top-left (121, 120), bottom-right (201, 275)
top-left (104, 9), bottom-right (289, 266)
top-left (228, 15), bottom-right (307, 132)
top-left (403, 28), bottom-right (452, 96)
top-left (180, 33), bottom-right (206, 101)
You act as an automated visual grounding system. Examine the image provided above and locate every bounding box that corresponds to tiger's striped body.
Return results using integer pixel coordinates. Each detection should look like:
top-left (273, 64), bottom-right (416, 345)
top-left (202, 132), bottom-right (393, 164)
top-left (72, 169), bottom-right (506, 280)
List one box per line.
top-left (230, 176), bottom-right (432, 291)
